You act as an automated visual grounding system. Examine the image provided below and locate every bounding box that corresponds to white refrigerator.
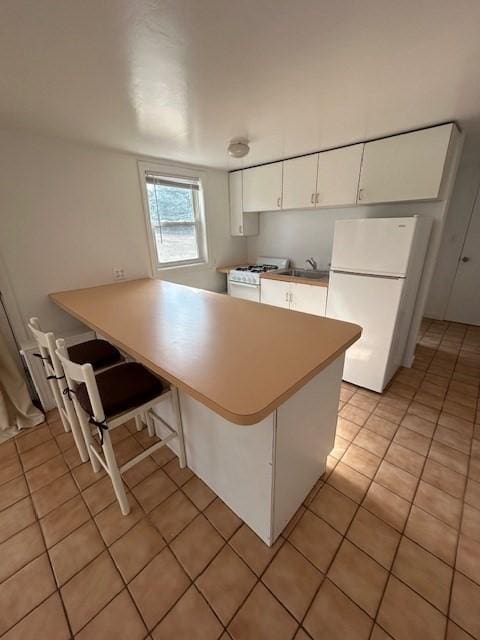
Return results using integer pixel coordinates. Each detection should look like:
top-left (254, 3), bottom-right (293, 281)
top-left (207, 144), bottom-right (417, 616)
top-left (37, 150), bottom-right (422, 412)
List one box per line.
top-left (326, 216), bottom-right (432, 392)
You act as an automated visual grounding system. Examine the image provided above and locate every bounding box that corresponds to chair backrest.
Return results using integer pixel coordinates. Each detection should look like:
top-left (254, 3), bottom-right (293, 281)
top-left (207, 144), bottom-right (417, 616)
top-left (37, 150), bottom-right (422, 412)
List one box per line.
top-left (55, 338), bottom-right (106, 423)
top-left (28, 317), bottom-right (63, 379)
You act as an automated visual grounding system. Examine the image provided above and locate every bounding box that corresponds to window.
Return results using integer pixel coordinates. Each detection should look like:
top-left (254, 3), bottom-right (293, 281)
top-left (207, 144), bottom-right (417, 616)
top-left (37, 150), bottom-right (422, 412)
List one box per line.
top-left (140, 165), bottom-right (207, 269)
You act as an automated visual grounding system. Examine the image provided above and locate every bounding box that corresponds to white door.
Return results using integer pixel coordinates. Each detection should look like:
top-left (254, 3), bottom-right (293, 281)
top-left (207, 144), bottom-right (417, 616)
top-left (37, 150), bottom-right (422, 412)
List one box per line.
top-left (445, 192), bottom-right (480, 325)
top-left (290, 283), bottom-right (327, 316)
top-left (243, 164), bottom-right (283, 212)
top-left (316, 144), bottom-right (363, 208)
top-left (326, 271), bottom-right (405, 392)
top-left (260, 279), bottom-right (290, 308)
top-left (331, 217), bottom-right (417, 276)
top-left (228, 281), bottom-right (261, 303)
top-left (282, 154), bottom-right (318, 210)
top-left (358, 124), bottom-right (454, 204)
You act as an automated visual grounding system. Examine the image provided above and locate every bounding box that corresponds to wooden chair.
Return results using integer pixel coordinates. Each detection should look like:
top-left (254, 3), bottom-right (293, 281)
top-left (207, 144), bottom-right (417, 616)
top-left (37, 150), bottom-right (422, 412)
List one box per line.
top-left (28, 317), bottom-right (123, 462)
top-left (55, 337), bottom-right (187, 515)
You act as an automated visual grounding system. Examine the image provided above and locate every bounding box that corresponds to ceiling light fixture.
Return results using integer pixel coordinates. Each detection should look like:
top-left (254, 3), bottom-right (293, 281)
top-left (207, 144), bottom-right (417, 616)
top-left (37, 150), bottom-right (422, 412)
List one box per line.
top-left (227, 138), bottom-right (250, 158)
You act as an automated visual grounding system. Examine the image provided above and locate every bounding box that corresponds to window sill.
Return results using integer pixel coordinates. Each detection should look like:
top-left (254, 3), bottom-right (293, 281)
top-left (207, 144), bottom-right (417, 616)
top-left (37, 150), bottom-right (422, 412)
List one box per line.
top-left (155, 261), bottom-right (211, 275)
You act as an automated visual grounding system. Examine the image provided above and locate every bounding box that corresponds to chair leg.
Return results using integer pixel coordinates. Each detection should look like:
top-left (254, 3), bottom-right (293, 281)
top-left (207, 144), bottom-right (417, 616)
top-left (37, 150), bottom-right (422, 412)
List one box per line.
top-left (172, 387), bottom-right (187, 469)
top-left (102, 430), bottom-right (130, 515)
top-left (61, 392), bottom-right (88, 462)
top-left (77, 409), bottom-right (101, 473)
top-left (48, 380), bottom-right (71, 433)
top-left (66, 408), bottom-right (89, 463)
top-left (145, 411), bottom-right (155, 437)
top-left (134, 415), bottom-right (142, 432)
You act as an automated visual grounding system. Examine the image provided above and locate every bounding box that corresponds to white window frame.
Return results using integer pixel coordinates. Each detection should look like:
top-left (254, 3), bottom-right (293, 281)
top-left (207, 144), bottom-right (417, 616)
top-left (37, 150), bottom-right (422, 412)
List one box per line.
top-left (138, 161), bottom-right (209, 273)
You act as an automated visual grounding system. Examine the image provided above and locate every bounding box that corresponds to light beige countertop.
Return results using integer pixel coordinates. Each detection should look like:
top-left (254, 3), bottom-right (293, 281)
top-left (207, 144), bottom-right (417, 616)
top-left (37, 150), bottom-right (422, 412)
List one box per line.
top-left (260, 271), bottom-right (329, 287)
top-left (50, 279), bottom-right (359, 425)
top-left (217, 264), bottom-right (329, 287)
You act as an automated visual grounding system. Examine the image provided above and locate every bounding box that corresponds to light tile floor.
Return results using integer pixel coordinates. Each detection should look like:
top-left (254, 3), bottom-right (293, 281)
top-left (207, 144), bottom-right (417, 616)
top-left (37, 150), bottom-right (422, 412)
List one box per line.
top-left (0, 318), bottom-right (479, 639)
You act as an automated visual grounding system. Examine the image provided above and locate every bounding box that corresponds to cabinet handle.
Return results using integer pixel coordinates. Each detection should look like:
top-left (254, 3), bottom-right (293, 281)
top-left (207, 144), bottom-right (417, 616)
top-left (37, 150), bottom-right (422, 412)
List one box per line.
top-left (315, 192), bottom-right (320, 204)
top-left (277, 197), bottom-right (282, 208)
top-left (358, 188), bottom-right (364, 201)
top-left (238, 224), bottom-right (243, 234)
top-left (310, 193), bottom-right (315, 204)
top-left (285, 291), bottom-right (289, 303)
top-left (289, 292), bottom-right (293, 304)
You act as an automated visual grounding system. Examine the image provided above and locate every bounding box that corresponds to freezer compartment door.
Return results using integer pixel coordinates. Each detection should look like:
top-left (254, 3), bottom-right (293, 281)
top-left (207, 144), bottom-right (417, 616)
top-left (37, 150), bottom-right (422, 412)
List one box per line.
top-left (326, 271), bottom-right (405, 392)
top-left (331, 217), bottom-right (417, 276)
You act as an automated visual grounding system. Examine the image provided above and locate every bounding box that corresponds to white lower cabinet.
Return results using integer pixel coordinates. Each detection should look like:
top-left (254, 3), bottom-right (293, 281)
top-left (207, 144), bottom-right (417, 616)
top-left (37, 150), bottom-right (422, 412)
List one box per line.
top-left (290, 283), bottom-right (327, 316)
top-left (260, 279), bottom-right (290, 308)
top-left (261, 279), bottom-right (327, 316)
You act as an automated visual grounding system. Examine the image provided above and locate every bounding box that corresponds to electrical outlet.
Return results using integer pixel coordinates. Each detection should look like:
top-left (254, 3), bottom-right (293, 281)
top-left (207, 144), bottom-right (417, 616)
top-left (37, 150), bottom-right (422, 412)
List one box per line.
top-left (113, 268), bottom-right (125, 280)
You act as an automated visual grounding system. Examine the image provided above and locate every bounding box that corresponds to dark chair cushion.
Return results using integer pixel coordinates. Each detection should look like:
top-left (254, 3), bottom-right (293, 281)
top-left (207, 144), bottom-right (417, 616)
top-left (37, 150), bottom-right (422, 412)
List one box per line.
top-left (76, 362), bottom-right (165, 419)
top-left (68, 339), bottom-right (121, 370)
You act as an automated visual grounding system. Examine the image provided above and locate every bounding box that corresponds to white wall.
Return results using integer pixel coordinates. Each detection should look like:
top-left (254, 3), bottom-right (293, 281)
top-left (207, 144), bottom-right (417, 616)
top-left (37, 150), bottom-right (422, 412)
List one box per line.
top-left (248, 203), bottom-right (435, 268)
top-left (0, 129), bottom-right (247, 341)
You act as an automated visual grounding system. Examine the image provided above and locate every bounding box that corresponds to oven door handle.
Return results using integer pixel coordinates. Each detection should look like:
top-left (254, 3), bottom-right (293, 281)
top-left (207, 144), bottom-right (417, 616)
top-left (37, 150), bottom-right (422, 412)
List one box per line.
top-left (229, 281), bottom-right (259, 288)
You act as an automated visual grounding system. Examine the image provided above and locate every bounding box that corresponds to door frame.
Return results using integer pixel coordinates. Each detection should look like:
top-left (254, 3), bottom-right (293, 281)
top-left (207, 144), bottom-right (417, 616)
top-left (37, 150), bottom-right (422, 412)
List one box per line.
top-left (444, 180), bottom-right (480, 324)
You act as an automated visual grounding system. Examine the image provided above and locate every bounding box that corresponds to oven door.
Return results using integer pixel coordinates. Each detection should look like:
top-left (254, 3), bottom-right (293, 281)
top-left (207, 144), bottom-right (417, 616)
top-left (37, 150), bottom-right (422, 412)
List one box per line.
top-left (228, 280), bottom-right (261, 302)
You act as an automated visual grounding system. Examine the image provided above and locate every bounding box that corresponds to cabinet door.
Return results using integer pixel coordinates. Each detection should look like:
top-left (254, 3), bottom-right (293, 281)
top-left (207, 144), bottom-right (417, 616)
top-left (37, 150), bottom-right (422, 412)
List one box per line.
top-left (229, 172), bottom-right (244, 236)
top-left (290, 283), bottom-right (327, 316)
top-left (282, 154), bottom-right (318, 210)
top-left (316, 144), bottom-right (363, 207)
top-left (243, 163), bottom-right (283, 212)
top-left (229, 172), bottom-right (259, 236)
top-left (260, 279), bottom-right (290, 308)
top-left (358, 124), bottom-right (454, 204)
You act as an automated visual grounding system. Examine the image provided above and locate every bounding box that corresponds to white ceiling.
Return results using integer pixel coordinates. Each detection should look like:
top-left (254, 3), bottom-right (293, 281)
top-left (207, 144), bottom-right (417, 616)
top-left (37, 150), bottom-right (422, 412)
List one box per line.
top-left (2, 0), bottom-right (480, 169)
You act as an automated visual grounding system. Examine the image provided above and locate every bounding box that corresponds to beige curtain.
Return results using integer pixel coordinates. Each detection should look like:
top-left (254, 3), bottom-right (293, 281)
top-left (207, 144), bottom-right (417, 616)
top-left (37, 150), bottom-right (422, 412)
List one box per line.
top-left (0, 331), bottom-right (44, 436)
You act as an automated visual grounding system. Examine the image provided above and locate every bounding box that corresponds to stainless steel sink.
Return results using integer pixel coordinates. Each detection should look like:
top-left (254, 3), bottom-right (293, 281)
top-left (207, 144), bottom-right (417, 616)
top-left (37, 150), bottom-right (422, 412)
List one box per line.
top-left (282, 269), bottom-right (329, 280)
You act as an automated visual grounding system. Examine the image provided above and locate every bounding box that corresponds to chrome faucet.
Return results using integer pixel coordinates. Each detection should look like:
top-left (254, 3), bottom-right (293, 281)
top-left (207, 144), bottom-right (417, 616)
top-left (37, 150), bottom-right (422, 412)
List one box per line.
top-left (305, 257), bottom-right (318, 270)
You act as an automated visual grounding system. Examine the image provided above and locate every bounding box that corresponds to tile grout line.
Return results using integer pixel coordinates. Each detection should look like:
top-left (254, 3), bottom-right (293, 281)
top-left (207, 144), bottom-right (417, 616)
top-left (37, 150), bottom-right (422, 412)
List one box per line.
top-left (1, 320), bottom-right (479, 639)
top-left (443, 365), bottom-right (480, 640)
top-left (295, 390), bottom-right (396, 636)
top-left (395, 323), bottom-right (478, 640)
top-left (346, 386), bottom-right (426, 638)
top-left (370, 416), bottom-right (443, 638)
top-left (1, 420), bottom-right (77, 638)
top-left (370, 321), bottom-right (452, 638)
top-left (1, 420), bottom-right (188, 636)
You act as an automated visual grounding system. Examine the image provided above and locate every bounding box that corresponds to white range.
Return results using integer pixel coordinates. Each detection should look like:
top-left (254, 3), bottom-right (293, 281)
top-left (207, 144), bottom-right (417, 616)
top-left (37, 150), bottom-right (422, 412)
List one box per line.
top-left (228, 256), bottom-right (290, 302)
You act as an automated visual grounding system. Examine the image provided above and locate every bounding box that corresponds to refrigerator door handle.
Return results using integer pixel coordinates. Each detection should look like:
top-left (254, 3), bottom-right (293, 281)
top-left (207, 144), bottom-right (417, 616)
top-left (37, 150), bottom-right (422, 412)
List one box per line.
top-left (330, 269), bottom-right (404, 280)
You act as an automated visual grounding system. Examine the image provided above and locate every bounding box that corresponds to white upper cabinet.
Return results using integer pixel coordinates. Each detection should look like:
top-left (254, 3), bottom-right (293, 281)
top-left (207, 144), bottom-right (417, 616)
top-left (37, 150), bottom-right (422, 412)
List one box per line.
top-left (282, 154), bottom-right (318, 210)
top-left (316, 144), bottom-right (363, 208)
top-left (229, 172), bottom-right (258, 236)
top-left (243, 163), bottom-right (283, 212)
top-left (358, 124), bottom-right (455, 204)
top-left (282, 146), bottom-right (363, 211)
top-left (229, 123), bottom-right (457, 231)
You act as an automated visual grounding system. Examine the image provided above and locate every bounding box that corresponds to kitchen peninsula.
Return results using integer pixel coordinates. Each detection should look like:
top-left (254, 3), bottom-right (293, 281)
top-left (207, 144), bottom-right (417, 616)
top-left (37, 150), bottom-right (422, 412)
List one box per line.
top-left (50, 279), bottom-right (360, 545)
